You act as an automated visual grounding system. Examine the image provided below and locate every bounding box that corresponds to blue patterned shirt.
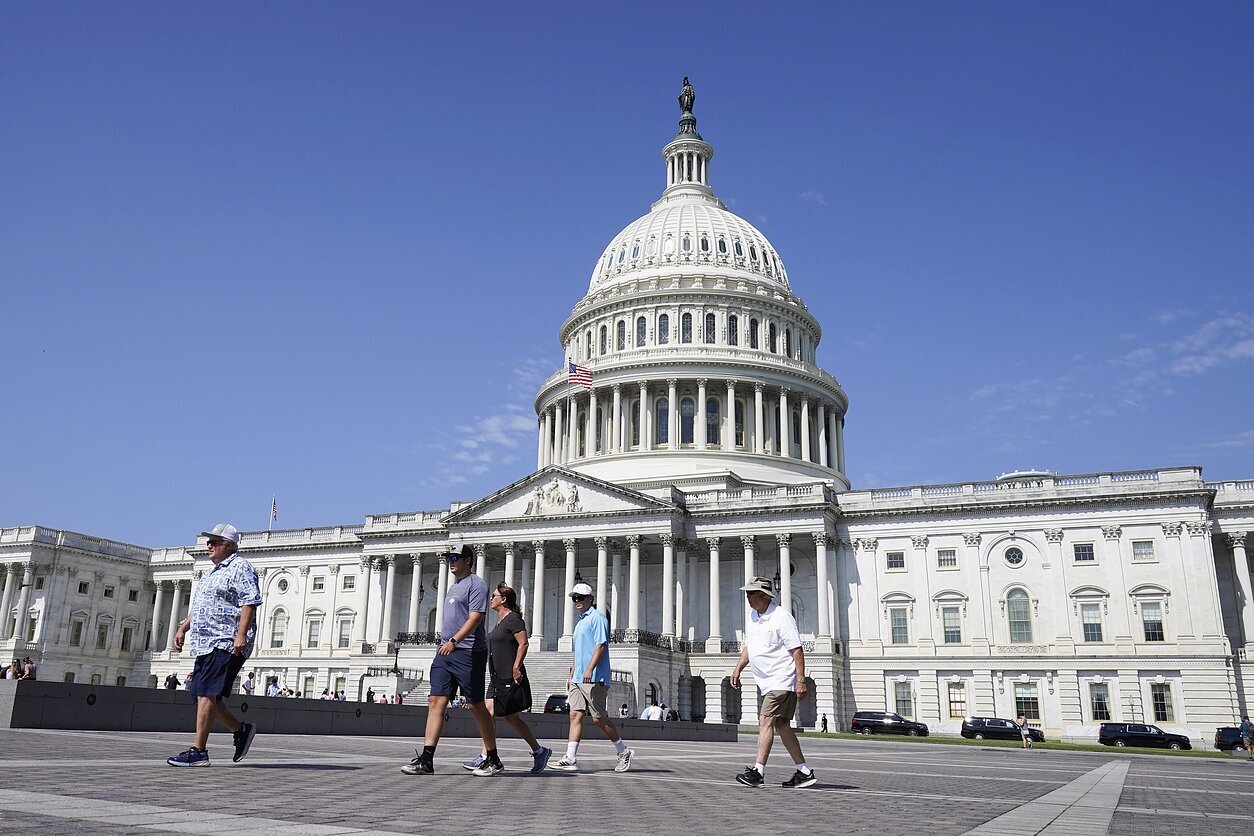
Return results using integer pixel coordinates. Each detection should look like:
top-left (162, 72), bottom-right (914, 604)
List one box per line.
top-left (186, 552), bottom-right (263, 658)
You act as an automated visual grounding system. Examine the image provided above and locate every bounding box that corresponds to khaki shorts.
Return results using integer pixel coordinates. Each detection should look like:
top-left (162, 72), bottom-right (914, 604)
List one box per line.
top-left (760, 689), bottom-right (797, 720)
top-left (567, 682), bottom-right (610, 719)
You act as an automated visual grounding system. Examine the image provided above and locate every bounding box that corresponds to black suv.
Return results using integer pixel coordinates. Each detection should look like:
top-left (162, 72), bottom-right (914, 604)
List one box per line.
top-left (961, 716), bottom-right (1046, 743)
top-left (850, 711), bottom-right (929, 737)
top-left (542, 694), bottom-right (569, 714)
top-left (1213, 727), bottom-right (1248, 752)
top-left (1098, 722), bottom-right (1191, 750)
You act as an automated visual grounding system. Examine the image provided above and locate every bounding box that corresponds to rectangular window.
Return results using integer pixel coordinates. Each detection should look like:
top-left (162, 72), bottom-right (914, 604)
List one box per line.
top-left (69, 619), bottom-right (84, 647)
top-left (1014, 682), bottom-right (1041, 721)
top-left (34, 577), bottom-right (44, 590)
top-left (1008, 595), bottom-right (1033, 643)
top-left (127, 589), bottom-right (139, 603)
top-left (307, 620), bottom-right (321, 649)
top-left (942, 607), bottom-right (962, 644)
top-left (115, 675), bottom-right (127, 687)
top-left (937, 548), bottom-right (957, 568)
top-left (890, 607), bottom-right (909, 644)
top-left (77, 581), bottom-right (89, 595)
top-left (1142, 602), bottom-right (1165, 642)
top-left (103, 586), bottom-right (115, 599)
top-left (25, 617), bottom-right (36, 641)
top-left (338, 618), bottom-right (352, 648)
top-left (1073, 543), bottom-right (1095, 562)
top-left (120, 625), bottom-right (134, 652)
top-left (886, 551), bottom-right (905, 570)
top-left (894, 681), bottom-right (913, 717)
top-left (90, 673), bottom-right (102, 685)
top-left (1132, 540), bottom-right (1155, 561)
top-left (63, 672), bottom-right (75, 683)
top-left (303, 675), bottom-right (316, 697)
top-left (1089, 683), bottom-right (1112, 721)
top-left (334, 675), bottom-right (347, 695)
top-left (1150, 683), bottom-right (1174, 722)
top-left (947, 682), bottom-right (968, 719)
top-left (95, 623), bottom-right (110, 650)
top-left (1081, 603), bottom-right (1103, 642)
top-left (342, 575), bottom-right (356, 592)
top-left (312, 576), bottom-right (326, 592)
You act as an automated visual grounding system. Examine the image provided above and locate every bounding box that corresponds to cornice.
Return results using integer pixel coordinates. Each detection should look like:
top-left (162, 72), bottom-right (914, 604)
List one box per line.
top-left (836, 488), bottom-right (1213, 521)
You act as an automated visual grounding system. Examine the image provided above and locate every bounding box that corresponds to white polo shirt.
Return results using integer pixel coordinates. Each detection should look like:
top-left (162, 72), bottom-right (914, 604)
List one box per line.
top-left (744, 601), bottom-right (802, 693)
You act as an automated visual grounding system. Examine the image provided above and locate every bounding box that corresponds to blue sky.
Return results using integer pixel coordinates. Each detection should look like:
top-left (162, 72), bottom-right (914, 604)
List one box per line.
top-left (3, 2), bottom-right (1251, 547)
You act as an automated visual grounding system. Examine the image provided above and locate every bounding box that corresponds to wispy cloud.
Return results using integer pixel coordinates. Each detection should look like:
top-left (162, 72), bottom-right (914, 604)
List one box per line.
top-left (800, 190), bottom-right (828, 206)
top-left (1206, 428), bottom-right (1254, 450)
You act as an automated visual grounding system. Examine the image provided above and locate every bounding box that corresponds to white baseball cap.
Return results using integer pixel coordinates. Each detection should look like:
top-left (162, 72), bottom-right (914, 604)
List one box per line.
top-left (200, 523), bottom-right (240, 544)
top-left (569, 582), bottom-right (594, 599)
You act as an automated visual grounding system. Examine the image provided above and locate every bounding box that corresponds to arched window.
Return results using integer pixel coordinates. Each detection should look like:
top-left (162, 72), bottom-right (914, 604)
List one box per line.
top-left (784, 328), bottom-right (792, 358)
top-left (616, 320), bottom-right (626, 351)
top-left (658, 314), bottom-right (670, 345)
top-left (717, 237), bottom-right (727, 255)
top-left (630, 242), bottom-right (640, 259)
top-left (599, 325), bottom-right (607, 355)
top-left (706, 398), bottom-right (720, 445)
top-left (630, 400), bottom-right (640, 446)
top-left (704, 312), bottom-right (716, 344)
top-left (768, 323), bottom-right (777, 353)
top-left (595, 407), bottom-right (603, 453)
top-left (270, 609), bottom-right (288, 649)
top-left (700, 235), bottom-right (709, 252)
top-left (1007, 589), bottom-right (1033, 643)
top-left (681, 235), bottom-right (691, 253)
top-left (681, 312), bottom-right (692, 343)
top-left (585, 331), bottom-right (592, 359)
top-left (646, 237), bottom-right (657, 256)
top-left (680, 397), bottom-right (695, 444)
top-left (618, 247), bottom-right (626, 263)
top-left (734, 240), bottom-right (744, 258)
top-left (749, 318), bottom-right (759, 349)
top-left (655, 398), bottom-right (669, 444)
top-left (636, 316), bottom-right (646, 347)
top-left (792, 410), bottom-right (802, 452)
top-left (577, 409), bottom-right (586, 456)
top-left (734, 399), bottom-right (745, 447)
top-left (749, 244), bottom-right (758, 263)
top-left (728, 315), bottom-right (739, 346)
top-left (772, 404), bottom-right (780, 453)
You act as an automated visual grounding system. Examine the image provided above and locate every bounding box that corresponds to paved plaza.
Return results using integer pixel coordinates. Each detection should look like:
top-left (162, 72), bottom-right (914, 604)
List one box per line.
top-left (0, 728), bottom-right (1251, 835)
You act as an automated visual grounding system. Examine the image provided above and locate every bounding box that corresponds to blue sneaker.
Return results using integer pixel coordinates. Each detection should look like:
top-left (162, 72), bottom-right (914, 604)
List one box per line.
top-left (167, 747), bottom-right (210, 767)
top-left (531, 746), bottom-right (553, 774)
top-left (461, 754), bottom-right (485, 771)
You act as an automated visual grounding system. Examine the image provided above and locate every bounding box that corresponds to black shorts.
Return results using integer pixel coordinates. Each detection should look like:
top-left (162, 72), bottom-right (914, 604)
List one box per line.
top-left (189, 648), bottom-right (247, 699)
top-left (429, 648), bottom-right (487, 703)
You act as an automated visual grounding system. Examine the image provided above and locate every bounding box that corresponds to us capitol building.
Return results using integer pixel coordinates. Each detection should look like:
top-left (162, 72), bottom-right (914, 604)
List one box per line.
top-left (3, 82), bottom-right (1253, 742)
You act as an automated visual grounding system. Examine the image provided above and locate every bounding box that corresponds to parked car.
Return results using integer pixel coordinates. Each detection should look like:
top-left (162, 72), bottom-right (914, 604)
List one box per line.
top-left (1213, 727), bottom-right (1248, 752)
top-left (1098, 722), bottom-right (1191, 750)
top-left (961, 716), bottom-right (1046, 743)
top-left (850, 711), bottom-right (929, 736)
top-left (542, 694), bottom-right (569, 714)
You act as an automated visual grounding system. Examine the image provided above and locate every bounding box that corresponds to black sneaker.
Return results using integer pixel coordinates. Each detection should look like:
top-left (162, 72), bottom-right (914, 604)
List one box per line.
top-left (735, 766), bottom-right (764, 787)
top-left (401, 750), bottom-right (434, 775)
top-left (782, 768), bottom-right (817, 788)
top-left (232, 722), bottom-right (257, 763)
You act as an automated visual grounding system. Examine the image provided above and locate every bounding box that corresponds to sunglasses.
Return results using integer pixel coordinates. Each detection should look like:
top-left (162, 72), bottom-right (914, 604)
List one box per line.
top-left (207, 539), bottom-right (227, 548)
top-left (570, 594), bottom-right (591, 601)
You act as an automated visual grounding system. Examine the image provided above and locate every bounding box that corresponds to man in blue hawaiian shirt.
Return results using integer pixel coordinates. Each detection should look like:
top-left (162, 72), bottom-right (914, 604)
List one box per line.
top-left (166, 523), bottom-right (263, 767)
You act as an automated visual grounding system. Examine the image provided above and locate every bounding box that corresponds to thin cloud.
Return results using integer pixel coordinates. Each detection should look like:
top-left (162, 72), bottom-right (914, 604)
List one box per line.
top-left (800, 190), bottom-right (828, 206)
top-left (1206, 429), bottom-right (1254, 450)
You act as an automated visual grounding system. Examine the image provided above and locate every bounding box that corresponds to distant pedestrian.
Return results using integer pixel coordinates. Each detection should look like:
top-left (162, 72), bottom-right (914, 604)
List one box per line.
top-left (164, 673), bottom-right (180, 690)
top-left (641, 700), bottom-right (663, 721)
top-left (549, 582), bottom-right (633, 773)
top-left (665, 705), bottom-right (679, 722)
top-left (732, 576), bottom-right (816, 789)
top-left (266, 681), bottom-right (279, 697)
top-left (21, 658), bottom-right (36, 680)
top-left (1017, 714), bottom-right (1032, 749)
top-left (241, 671), bottom-right (255, 697)
top-left (820, 714), bottom-right (828, 734)
top-left (165, 523), bottom-right (261, 767)
top-left (366, 687), bottom-right (375, 704)
top-left (1240, 715), bottom-right (1254, 761)
top-left (618, 703), bottom-right (630, 719)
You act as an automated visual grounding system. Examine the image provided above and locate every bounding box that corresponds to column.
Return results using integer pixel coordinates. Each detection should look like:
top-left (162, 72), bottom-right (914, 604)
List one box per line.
top-left (589, 387), bottom-right (599, 455)
top-left (353, 558), bottom-right (373, 647)
top-left (407, 555), bottom-right (423, 633)
top-left (503, 542), bottom-right (516, 588)
top-left (800, 396), bottom-right (812, 462)
top-left (0, 565), bottom-right (16, 639)
top-left (814, 533), bottom-right (831, 639)
top-left (675, 541), bottom-right (687, 641)
top-left (836, 416), bottom-right (846, 473)
top-left (474, 543), bottom-right (487, 581)
top-left (568, 399), bottom-right (580, 461)
top-left (777, 534), bottom-right (792, 613)
top-left (611, 384), bottom-right (622, 453)
top-left (667, 378), bottom-right (678, 450)
top-left (741, 535), bottom-right (756, 630)
top-left (706, 538), bottom-right (722, 652)
top-left (661, 534), bottom-right (675, 636)
top-left (434, 558), bottom-right (449, 640)
top-left (378, 556), bottom-right (397, 645)
top-left (166, 580), bottom-right (184, 651)
top-left (696, 379), bottom-right (707, 449)
top-left (595, 537), bottom-right (609, 617)
top-left (560, 538), bottom-right (577, 649)
top-left (610, 546), bottom-right (623, 630)
top-left (754, 383), bottom-right (765, 454)
top-left (687, 546), bottom-right (698, 641)
top-left (530, 541), bottom-right (546, 644)
top-left (149, 580), bottom-right (165, 649)
top-left (553, 401), bottom-right (565, 465)
top-left (817, 402), bottom-right (829, 467)
top-left (724, 380), bottom-right (736, 449)
top-left (639, 382), bottom-right (651, 452)
top-left (537, 414), bottom-right (546, 469)
top-left (779, 389), bottom-right (791, 458)
top-left (520, 553), bottom-right (533, 625)
top-left (628, 535), bottom-right (641, 630)
top-left (12, 563), bottom-right (33, 641)
top-left (1229, 532), bottom-right (1254, 647)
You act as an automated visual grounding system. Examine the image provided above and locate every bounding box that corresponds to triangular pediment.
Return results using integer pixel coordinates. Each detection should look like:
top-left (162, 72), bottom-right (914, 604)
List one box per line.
top-left (443, 466), bottom-right (678, 524)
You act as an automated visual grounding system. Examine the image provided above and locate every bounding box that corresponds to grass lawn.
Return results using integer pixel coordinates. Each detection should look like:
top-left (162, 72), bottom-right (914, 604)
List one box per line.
top-left (769, 729), bottom-right (1237, 759)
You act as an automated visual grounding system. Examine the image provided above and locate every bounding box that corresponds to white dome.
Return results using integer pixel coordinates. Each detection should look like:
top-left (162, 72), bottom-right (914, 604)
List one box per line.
top-left (588, 201), bottom-right (791, 293)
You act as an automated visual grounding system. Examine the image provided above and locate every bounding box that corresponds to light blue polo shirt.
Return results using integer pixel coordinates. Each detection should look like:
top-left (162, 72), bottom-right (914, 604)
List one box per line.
top-left (572, 607), bottom-right (611, 684)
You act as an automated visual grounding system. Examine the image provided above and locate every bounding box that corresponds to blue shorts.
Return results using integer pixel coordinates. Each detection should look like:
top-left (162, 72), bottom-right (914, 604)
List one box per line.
top-left (189, 648), bottom-right (247, 699)
top-left (429, 648), bottom-right (487, 703)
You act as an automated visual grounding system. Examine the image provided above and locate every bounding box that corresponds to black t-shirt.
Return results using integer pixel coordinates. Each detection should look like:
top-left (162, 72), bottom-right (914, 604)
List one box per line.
top-left (488, 611), bottom-right (528, 682)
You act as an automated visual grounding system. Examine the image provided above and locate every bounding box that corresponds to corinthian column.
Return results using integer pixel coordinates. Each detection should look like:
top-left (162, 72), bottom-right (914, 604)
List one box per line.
top-left (407, 555), bottom-right (423, 634)
top-left (754, 383), bottom-right (765, 454)
top-left (560, 538), bottom-right (577, 650)
top-left (531, 541), bottom-right (546, 645)
top-left (777, 534), bottom-right (792, 612)
top-left (353, 558), bottom-right (373, 647)
top-left (779, 389), bottom-right (791, 458)
top-left (595, 537), bottom-right (609, 617)
top-left (814, 533), bottom-right (831, 639)
top-left (627, 535), bottom-right (641, 630)
top-left (166, 580), bottom-right (184, 650)
top-left (149, 580), bottom-right (165, 649)
top-left (696, 379), bottom-right (707, 449)
top-left (0, 565), bottom-right (16, 639)
top-left (1229, 532), bottom-right (1254, 648)
top-left (12, 564), bottom-right (33, 640)
top-left (661, 534), bottom-right (675, 636)
top-left (379, 556), bottom-right (397, 646)
top-left (800, 396), bottom-right (811, 462)
top-left (706, 537), bottom-right (722, 652)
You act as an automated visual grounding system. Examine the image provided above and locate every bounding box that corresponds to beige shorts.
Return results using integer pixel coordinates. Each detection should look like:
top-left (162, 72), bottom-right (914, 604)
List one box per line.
top-left (567, 682), bottom-right (610, 719)
top-left (760, 689), bottom-right (797, 720)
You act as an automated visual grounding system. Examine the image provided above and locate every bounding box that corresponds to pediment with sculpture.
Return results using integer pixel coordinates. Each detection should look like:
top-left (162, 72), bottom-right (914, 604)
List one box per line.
top-left (442, 467), bottom-right (675, 524)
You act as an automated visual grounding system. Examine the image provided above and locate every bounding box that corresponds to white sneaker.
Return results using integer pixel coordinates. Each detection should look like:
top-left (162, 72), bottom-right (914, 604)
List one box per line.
top-left (550, 756), bottom-right (579, 771)
top-left (615, 748), bottom-right (634, 772)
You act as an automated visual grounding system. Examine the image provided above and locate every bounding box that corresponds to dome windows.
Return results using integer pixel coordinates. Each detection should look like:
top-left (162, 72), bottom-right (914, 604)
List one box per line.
top-left (681, 312), bottom-right (693, 343)
top-left (717, 237), bottom-right (727, 255)
top-left (635, 316), bottom-right (646, 347)
top-left (616, 320), bottom-right (626, 351)
top-left (617, 247), bottom-right (626, 264)
top-left (704, 312), bottom-right (716, 344)
top-left (599, 325), bottom-right (607, 356)
top-left (663, 235), bottom-right (675, 256)
top-left (700, 235), bottom-right (710, 253)
top-left (784, 328), bottom-right (792, 358)
top-left (728, 315), bottom-right (739, 346)
top-left (768, 323), bottom-right (777, 353)
top-left (679, 397), bottom-right (695, 444)
top-left (749, 318), bottom-right (759, 349)
top-left (655, 398), bottom-right (669, 445)
top-left (749, 244), bottom-right (758, 263)
top-left (734, 240), bottom-right (744, 258)
top-left (631, 242), bottom-right (640, 259)
top-left (658, 313), bottom-right (670, 344)
top-left (706, 399), bottom-right (720, 445)
top-left (681, 235), bottom-right (691, 253)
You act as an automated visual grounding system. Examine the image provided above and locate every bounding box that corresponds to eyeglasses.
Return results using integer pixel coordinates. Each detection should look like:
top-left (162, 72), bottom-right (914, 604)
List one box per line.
top-left (207, 539), bottom-right (227, 548)
top-left (570, 594), bottom-right (591, 601)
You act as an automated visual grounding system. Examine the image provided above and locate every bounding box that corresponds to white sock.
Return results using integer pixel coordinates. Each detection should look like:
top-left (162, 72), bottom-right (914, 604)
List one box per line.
top-left (614, 739), bottom-right (628, 755)
top-left (565, 742), bottom-right (579, 760)
top-left (796, 762), bottom-right (812, 774)
top-left (754, 762), bottom-right (765, 776)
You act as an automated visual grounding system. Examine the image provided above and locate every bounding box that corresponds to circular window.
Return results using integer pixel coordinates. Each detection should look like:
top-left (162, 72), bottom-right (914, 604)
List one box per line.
top-left (277, 578), bottom-right (289, 593)
top-left (1004, 547), bottom-right (1025, 567)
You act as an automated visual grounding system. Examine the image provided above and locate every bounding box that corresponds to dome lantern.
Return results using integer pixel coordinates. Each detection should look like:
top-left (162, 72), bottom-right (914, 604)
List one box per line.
top-left (659, 77), bottom-right (718, 206)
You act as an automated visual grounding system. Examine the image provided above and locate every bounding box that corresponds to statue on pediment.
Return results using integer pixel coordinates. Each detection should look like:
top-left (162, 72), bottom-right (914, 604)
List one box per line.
top-left (523, 479), bottom-right (583, 516)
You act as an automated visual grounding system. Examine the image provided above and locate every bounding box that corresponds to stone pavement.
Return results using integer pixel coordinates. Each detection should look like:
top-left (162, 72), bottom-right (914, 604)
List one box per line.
top-left (0, 728), bottom-right (1252, 834)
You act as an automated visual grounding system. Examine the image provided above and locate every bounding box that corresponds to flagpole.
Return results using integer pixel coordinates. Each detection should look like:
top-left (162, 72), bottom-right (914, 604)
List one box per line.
top-left (269, 494), bottom-right (275, 531)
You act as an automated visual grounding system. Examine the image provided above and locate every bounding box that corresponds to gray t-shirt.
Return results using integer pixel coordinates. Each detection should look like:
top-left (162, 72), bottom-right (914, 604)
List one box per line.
top-left (442, 573), bottom-right (488, 651)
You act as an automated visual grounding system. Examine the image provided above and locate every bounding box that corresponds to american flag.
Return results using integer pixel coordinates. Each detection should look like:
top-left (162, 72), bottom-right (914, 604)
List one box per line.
top-left (270, 495), bottom-right (278, 524)
top-left (567, 361), bottom-right (592, 389)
